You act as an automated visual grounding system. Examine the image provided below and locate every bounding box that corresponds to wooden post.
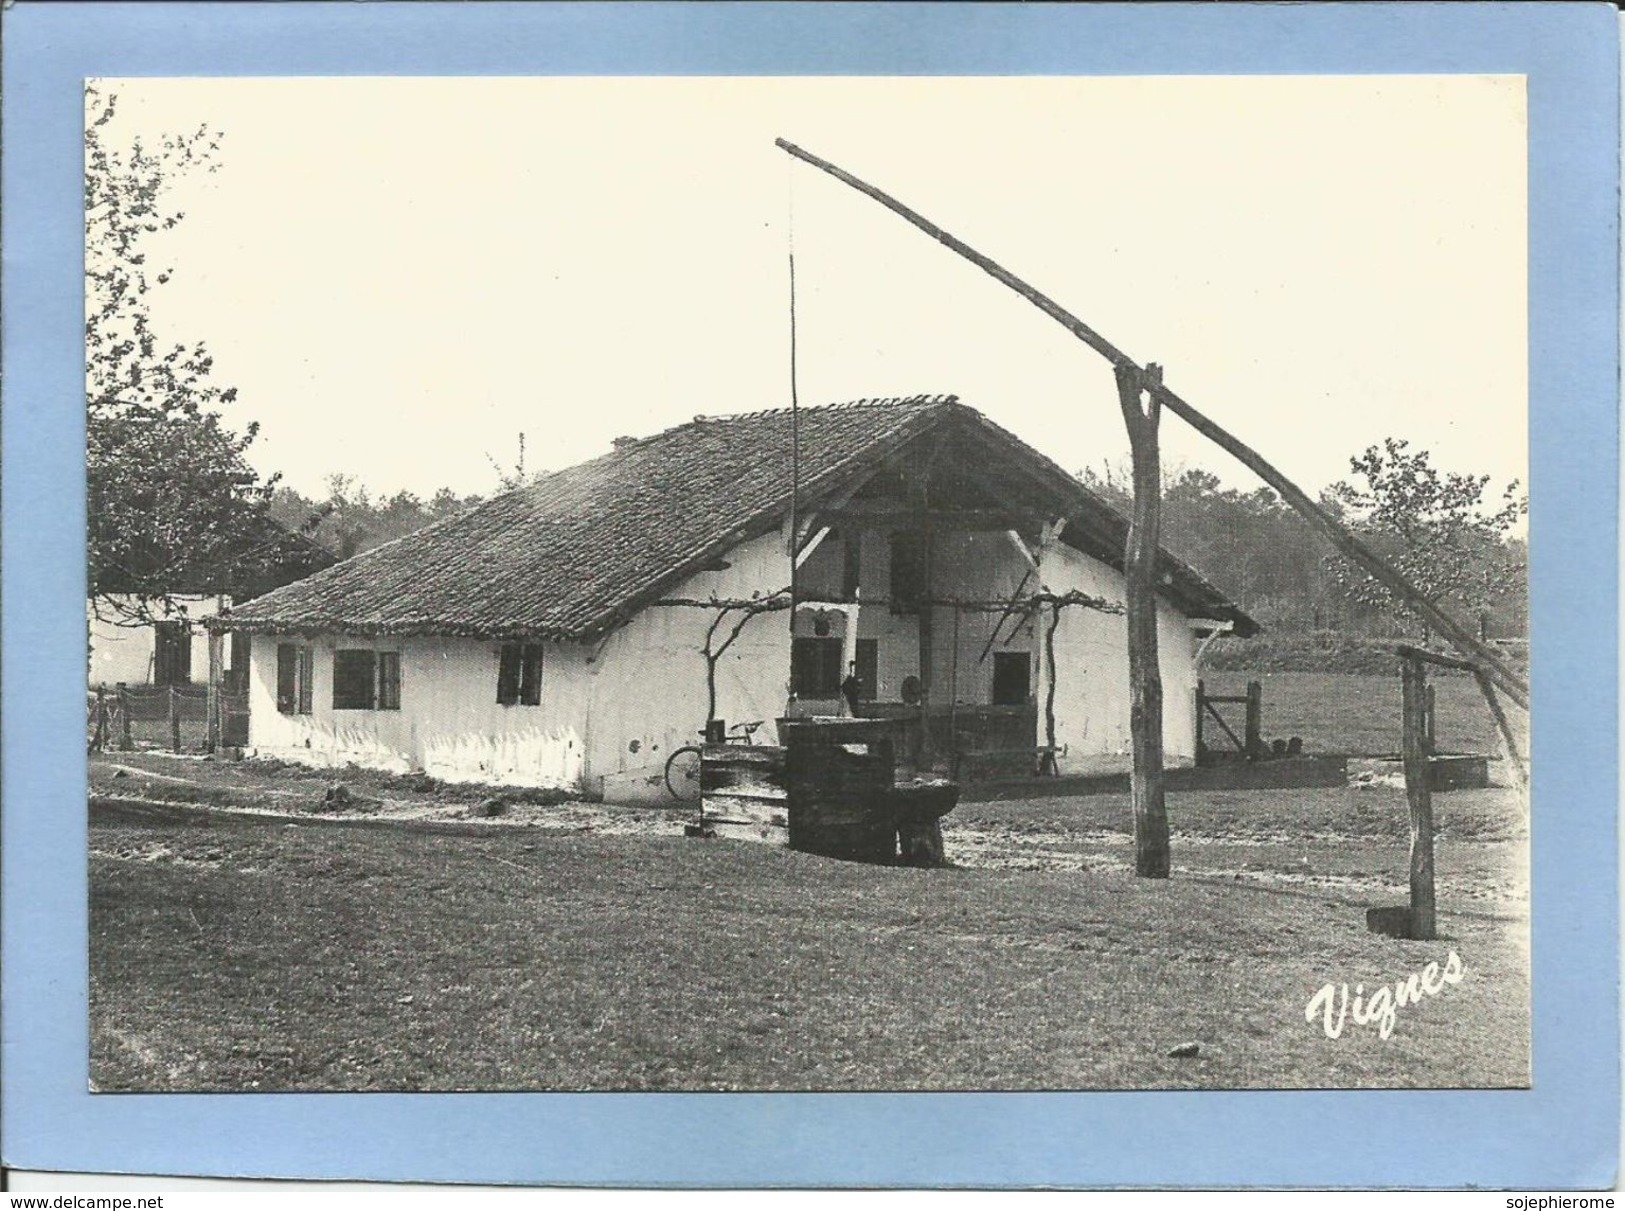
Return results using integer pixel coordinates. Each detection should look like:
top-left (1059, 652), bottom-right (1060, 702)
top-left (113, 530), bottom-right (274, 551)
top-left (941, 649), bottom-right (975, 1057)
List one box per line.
top-left (1115, 361), bottom-right (1170, 879)
top-left (1244, 681), bottom-right (1263, 760)
top-left (774, 137), bottom-right (1528, 712)
top-left (917, 527), bottom-right (934, 764)
top-left (169, 685), bottom-right (182, 753)
top-left (206, 630), bottom-right (224, 753)
top-left (1400, 655), bottom-right (1437, 941)
top-left (1473, 667), bottom-right (1528, 793)
top-left (1194, 679), bottom-right (1206, 756)
top-left (118, 683), bottom-right (132, 751)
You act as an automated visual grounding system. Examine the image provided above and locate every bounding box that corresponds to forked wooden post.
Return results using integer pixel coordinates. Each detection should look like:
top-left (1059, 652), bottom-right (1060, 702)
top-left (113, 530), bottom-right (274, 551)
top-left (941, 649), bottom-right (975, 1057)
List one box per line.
top-left (1114, 361), bottom-right (1170, 879)
top-left (169, 685), bottom-right (182, 753)
top-left (1400, 654), bottom-right (1437, 941)
top-left (1244, 680), bottom-right (1263, 760)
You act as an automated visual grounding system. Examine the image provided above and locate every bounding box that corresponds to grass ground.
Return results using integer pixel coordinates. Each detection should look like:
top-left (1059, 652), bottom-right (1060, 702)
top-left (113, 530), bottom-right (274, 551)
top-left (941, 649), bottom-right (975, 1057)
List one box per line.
top-left (1202, 671), bottom-right (1512, 757)
top-left (90, 749), bottom-right (1528, 1092)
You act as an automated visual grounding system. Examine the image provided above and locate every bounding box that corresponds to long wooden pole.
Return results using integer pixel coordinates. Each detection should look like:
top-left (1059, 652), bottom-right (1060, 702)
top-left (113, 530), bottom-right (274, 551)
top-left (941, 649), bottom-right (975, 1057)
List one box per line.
top-left (1473, 667), bottom-right (1529, 793)
top-left (1115, 362), bottom-right (1171, 878)
top-left (774, 138), bottom-right (1528, 712)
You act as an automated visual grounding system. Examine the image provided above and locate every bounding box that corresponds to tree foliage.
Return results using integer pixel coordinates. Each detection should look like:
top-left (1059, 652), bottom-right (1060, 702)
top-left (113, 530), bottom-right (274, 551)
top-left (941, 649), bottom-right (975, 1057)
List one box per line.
top-left (1323, 438), bottom-right (1526, 635)
top-left (1079, 439), bottom-right (1527, 643)
top-left (86, 85), bottom-right (277, 623)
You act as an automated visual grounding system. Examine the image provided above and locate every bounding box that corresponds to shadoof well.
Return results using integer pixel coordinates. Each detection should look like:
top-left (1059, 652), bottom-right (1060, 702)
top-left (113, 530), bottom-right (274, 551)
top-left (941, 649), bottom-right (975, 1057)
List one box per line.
top-left (773, 137), bottom-right (1529, 893)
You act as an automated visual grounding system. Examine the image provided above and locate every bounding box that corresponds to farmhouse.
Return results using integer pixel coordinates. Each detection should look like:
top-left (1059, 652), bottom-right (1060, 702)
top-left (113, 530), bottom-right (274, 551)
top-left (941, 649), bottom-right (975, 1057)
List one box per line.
top-left (213, 397), bottom-right (1256, 801)
top-left (90, 516), bottom-right (337, 691)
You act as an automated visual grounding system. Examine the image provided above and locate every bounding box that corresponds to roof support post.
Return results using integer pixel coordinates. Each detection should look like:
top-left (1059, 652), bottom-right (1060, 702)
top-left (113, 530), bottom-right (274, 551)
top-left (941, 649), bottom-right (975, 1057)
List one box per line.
top-left (1116, 362), bottom-right (1171, 879)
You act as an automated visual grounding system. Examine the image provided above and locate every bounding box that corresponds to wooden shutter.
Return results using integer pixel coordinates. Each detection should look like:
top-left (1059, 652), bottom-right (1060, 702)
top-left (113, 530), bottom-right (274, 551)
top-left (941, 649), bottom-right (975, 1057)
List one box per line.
top-left (297, 646), bottom-right (313, 715)
top-left (496, 645), bottom-right (521, 705)
top-left (277, 644), bottom-right (298, 714)
top-left (378, 652), bottom-right (401, 710)
top-left (519, 645), bottom-right (543, 706)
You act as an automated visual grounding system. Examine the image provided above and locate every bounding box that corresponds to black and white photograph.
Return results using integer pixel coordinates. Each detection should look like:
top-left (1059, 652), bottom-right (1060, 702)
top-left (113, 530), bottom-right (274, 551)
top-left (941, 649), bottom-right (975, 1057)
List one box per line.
top-left (86, 74), bottom-right (1530, 1094)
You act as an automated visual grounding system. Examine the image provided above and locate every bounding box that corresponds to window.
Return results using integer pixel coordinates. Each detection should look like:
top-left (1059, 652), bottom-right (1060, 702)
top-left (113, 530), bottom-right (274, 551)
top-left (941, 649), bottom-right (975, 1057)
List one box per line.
top-left (497, 643), bottom-right (543, 706)
top-left (792, 637), bottom-right (843, 698)
top-left (889, 531), bottom-right (927, 613)
top-left (992, 651), bottom-right (1032, 706)
top-left (153, 621), bottom-right (192, 686)
top-left (333, 650), bottom-right (377, 710)
top-left (854, 638), bottom-right (878, 702)
top-left (331, 649), bottom-right (401, 711)
top-left (276, 643), bottom-right (313, 715)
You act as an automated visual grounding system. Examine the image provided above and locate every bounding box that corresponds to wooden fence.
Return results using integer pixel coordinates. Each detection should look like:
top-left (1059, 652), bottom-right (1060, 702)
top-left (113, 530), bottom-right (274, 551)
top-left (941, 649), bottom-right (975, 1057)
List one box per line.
top-left (87, 683), bottom-right (250, 754)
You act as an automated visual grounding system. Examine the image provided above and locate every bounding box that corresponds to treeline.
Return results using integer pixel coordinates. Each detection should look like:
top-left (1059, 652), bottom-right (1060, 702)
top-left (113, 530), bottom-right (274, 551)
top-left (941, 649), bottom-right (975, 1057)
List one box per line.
top-left (1079, 440), bottom-right (1528, 666)
top-left (267, 474), bottom-right (485, 561)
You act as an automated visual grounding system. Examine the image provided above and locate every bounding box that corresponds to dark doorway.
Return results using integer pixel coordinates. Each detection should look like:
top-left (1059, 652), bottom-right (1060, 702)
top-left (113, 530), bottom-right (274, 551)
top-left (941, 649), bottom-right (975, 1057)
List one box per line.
top-left (854, 638), bottom-right (878, 702)
top-left (992, 650), bottom-right (1031, 706)
top-left (792, 637), bottom-right (843, 698)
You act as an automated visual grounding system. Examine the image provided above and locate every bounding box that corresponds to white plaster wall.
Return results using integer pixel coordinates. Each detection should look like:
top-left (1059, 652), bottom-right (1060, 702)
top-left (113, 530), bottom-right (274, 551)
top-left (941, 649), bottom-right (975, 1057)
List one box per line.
top-left (241, 523), bottom-right (1203, 794)
top-left (930, 530), bottom-right (1040, 706)
top-left (1032, 541), bottom-right (1199, 774)
top-left (88, 595), bottom-right (229, 687)
top-left (585, 529), bottom-right (794, 789)
top-left (247, 632), bottom-right (591, 788)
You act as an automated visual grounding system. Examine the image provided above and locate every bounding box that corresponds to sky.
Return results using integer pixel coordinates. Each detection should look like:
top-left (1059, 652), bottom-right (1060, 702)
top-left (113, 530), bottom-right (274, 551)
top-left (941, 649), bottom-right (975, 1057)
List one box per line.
top-left (95, 75), bottom-right (1528, 505)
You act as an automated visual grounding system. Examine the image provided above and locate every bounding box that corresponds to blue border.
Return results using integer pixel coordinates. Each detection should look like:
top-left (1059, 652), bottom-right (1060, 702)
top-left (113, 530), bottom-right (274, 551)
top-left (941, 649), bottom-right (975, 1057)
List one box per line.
top-left (4, 2), bottom-right (1617, 1189)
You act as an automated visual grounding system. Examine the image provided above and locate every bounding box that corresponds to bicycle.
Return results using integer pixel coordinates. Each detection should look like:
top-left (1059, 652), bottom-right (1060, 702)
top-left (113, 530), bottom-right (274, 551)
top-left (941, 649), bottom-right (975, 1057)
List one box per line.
top-left (664, 719), bottom-right (764, 802)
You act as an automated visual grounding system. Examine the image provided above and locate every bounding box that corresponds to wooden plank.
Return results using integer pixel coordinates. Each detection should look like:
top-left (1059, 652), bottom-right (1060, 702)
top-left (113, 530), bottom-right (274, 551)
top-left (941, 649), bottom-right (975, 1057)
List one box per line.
top-left (1401, 656), bottom-right (1437, 941)
top-left (1394, 643), bottom-right (1482, 674)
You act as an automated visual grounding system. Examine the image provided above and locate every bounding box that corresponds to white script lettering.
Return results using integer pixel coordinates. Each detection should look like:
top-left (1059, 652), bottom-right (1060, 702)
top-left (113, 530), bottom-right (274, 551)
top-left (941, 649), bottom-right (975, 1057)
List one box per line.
top-left (1306, 952), bottom-right (1465, 1040)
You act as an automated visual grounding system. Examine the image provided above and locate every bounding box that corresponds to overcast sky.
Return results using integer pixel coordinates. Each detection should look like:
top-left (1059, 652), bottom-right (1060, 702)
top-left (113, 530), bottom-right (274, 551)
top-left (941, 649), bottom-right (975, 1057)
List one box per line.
top-left (97, 75), bottom-right (1528, 505)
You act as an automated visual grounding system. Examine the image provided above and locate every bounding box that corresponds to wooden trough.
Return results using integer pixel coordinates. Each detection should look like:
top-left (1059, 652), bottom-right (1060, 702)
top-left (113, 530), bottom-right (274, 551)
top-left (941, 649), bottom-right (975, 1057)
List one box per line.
top-left (696, 717), bottom-right (958, 866)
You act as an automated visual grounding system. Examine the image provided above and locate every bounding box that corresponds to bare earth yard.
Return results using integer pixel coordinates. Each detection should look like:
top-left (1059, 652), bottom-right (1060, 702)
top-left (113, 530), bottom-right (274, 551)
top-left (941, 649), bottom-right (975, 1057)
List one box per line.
top-left (90, 739), bottom-right (1528, 1092)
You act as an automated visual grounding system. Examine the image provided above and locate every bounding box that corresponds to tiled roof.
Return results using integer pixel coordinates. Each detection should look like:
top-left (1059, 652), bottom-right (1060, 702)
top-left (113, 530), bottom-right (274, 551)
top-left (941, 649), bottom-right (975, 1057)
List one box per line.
top-left (218, 396), bottom-right (1257, 639)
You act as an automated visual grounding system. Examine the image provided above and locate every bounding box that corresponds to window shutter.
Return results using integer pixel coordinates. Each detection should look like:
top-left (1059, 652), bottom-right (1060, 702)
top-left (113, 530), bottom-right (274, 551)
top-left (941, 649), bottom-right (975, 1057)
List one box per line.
top-left (496, 645), bottom-right (521, 705)
top-left (277, 644), bottom-right (298, 714)
top-left (519, 645), bottom-right (543, 706)
top-left (297, 647), bottom-right (313, 715)
top-left (378, 652), bottom-right (401, 710)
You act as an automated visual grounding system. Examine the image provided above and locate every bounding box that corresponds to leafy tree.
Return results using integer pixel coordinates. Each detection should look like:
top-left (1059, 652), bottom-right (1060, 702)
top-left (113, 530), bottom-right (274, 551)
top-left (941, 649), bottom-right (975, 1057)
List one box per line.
top-left (86, 84), bottom-right (278, 623)
top-left (1323, 438), bottom-right (1527, 639)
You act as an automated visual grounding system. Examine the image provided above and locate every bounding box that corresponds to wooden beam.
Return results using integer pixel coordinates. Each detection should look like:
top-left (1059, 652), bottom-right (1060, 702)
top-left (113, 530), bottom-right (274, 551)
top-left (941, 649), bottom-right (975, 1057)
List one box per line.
top-left (1473, 667), bottom-right (1529, 794)
top-left (794, 524), bottom-right (832, 568)
top-left (1393, 643), bottom-right (1482, 674)
top-left (775, 137), bottom-right (1528, 711)
top-left (826, 504), bottom-right (1038, 531)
